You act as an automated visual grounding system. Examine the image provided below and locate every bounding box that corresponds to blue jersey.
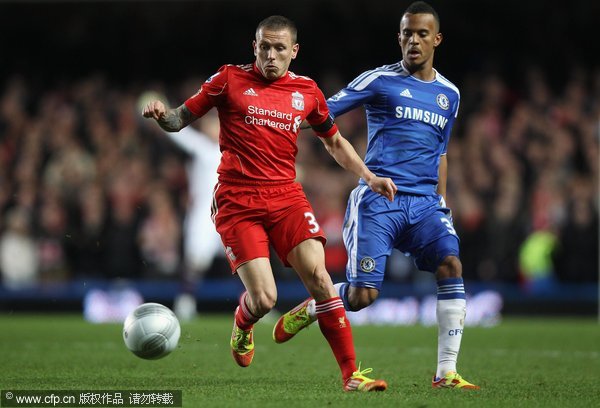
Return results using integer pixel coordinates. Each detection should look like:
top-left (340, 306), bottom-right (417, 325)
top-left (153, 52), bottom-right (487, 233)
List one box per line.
top-left (328, 61), bottom-right (460, 196)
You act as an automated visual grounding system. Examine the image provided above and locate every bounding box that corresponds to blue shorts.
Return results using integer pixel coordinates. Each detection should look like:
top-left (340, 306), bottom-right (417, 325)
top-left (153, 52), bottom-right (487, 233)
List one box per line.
top-left (342, 186), bottom-right (460, 290)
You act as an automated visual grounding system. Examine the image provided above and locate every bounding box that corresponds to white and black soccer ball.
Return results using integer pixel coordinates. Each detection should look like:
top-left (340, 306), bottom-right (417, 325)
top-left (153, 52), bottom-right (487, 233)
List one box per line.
top-left (123, 303), bottom-right (181, 360)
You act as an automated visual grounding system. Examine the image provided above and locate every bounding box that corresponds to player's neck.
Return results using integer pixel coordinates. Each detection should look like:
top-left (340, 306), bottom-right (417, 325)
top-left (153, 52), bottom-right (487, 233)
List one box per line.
top-left (412, 69), bottom-right (435, 81)
top-left (402, 60), bottom-right (436, 82)
top-left (254, 62), bottom-right (289, 82)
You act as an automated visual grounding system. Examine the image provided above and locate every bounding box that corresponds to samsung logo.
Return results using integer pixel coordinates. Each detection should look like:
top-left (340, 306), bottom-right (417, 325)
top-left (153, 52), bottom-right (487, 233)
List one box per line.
top-left (395, 106), bottom-right (448, 129)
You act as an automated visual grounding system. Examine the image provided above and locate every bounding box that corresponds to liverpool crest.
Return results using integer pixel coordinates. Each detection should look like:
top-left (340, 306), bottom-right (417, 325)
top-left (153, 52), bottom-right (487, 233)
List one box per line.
top-left (291, 91), bottom-right (304, 111)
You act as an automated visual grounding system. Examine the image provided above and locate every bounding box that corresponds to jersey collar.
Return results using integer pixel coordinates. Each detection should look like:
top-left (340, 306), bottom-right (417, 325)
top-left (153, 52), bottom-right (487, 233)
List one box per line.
top-left (400, 60), bottom-right (438, 83)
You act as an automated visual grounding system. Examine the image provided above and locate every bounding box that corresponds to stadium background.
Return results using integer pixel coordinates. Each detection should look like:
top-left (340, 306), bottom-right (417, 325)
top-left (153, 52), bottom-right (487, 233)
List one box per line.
top-left (0, 0), bottom-right (598, 317)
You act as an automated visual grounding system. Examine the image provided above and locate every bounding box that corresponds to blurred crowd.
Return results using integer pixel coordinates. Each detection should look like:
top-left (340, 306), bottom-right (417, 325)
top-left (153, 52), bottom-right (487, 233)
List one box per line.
top-left (447, 66), bottom-right (598, 288)
top-left (0, 65), bottom-right (598, 292)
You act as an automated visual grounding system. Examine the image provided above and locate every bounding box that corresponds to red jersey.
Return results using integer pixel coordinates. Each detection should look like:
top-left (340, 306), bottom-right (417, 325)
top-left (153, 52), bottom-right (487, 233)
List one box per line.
top-left (185, 63), bottom-right (338, 184)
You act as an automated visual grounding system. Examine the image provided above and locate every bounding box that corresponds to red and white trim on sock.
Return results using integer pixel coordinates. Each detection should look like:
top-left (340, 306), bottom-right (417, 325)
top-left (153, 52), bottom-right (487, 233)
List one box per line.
top-left (235, 291), bottom-right (259, 330)
top-left (315, 297), bottom-right (345, 314)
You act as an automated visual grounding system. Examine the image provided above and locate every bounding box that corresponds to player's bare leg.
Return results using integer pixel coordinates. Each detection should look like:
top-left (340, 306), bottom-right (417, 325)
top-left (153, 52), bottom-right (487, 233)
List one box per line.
top-left (283, 239), bottom-right (386, 391)
top-left (231, 258), bottom-right (277, 367)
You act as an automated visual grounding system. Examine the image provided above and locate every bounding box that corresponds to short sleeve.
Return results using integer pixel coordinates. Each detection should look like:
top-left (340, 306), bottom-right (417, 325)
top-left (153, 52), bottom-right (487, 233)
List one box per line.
top-left (441, 93), bottom-right (460, 154)
top-left (184, 65), bottom-right (229, 118)
top-left (306, 85), bottom-right (338, 138)
top-left (327, 72), bottom-right (378, 118)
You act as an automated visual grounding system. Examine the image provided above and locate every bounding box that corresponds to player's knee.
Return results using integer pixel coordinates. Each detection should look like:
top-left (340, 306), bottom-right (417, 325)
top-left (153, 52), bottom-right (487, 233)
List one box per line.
top-left (436, 255), bottom-right (462, 280)
top-left (347, 287), bottom-right (378, 311)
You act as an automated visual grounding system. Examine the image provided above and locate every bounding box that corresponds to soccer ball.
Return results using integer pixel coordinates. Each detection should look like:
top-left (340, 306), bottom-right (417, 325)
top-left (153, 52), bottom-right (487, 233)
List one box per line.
top-left (123, 303), bottom-right (181, 360)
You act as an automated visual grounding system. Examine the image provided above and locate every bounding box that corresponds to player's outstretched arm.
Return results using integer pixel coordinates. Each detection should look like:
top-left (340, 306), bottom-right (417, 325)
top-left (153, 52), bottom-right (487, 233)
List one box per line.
top-left (319, 131), bottom-right (397, 201)
top-left (142, 101), bottom-right (197, 132)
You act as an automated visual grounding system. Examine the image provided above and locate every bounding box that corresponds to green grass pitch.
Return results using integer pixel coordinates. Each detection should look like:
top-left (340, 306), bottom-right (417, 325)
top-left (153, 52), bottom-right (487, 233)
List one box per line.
top-left (1, 314), bottom-right (599, 407)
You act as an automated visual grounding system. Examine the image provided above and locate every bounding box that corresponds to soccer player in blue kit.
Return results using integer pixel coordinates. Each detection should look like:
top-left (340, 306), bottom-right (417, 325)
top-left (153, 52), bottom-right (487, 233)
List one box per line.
top-left (273, 1), bottom-right (479, 389)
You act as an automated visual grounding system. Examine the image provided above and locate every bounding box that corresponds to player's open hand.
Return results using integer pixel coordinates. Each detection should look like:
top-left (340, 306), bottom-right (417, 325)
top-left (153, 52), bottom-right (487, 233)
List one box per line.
top-left (142, 100), bottom-right (167, 121)
top-left (368, 176), bottom-right (397, 202)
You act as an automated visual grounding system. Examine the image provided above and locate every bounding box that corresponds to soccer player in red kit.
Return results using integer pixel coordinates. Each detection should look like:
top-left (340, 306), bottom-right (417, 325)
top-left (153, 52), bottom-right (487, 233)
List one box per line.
top-left (142, 15), bottom-right (397, 392)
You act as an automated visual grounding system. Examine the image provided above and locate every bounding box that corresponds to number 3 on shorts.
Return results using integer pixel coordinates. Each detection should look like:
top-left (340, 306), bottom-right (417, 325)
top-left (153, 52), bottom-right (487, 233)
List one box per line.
top-left (304, 212), bottom-right (320, 233)
top-left (440, 217), bottom-right (457, 236)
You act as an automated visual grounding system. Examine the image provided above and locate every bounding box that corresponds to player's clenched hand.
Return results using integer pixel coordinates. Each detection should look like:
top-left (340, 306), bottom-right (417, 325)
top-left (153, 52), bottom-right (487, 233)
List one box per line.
top-left (367, 176), bottom-right (397, 202)
top-left (142, 100), bottom-right (167, 121)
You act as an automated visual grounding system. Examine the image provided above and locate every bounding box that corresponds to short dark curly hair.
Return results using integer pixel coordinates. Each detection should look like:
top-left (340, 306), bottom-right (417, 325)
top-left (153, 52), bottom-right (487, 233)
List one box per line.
top-left (403, 1), bottom-right (440, 31)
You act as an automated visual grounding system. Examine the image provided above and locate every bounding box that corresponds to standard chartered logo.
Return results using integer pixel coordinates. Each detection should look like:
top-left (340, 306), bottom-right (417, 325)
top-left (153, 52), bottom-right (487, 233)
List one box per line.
top-left (245, 105), bottom-right (300, 132)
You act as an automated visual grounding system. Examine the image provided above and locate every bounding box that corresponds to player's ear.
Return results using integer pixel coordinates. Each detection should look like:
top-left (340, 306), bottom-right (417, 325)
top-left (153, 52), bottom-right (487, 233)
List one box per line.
top-left (434, 32), bottom-right (443, 48)
top-left (291, 43), bottom-right (299, 59)
top-left (252, 40), bottom-right (257, 56)
top-left (397, 32), bottom-right (402, 46)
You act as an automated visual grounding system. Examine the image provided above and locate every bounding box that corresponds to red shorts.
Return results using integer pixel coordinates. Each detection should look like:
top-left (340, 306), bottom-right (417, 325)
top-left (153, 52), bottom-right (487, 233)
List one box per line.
top-left (211, 182), bottom-right (327, 272)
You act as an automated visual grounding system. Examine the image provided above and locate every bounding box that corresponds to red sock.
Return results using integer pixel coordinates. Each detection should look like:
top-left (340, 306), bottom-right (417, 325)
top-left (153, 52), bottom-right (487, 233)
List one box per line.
top-left (235, 291), bottom-right (259, 330)
top-left (316, 297), bottom-right (357, 381)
